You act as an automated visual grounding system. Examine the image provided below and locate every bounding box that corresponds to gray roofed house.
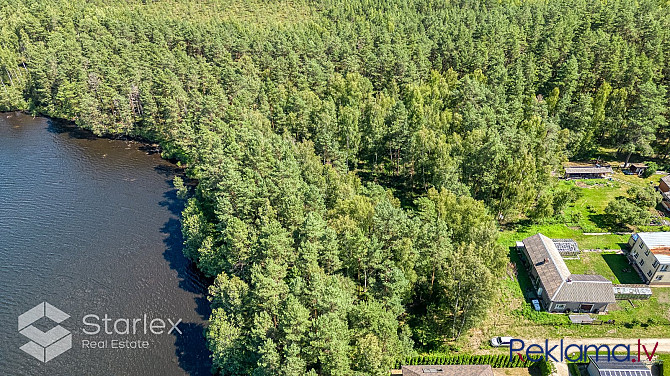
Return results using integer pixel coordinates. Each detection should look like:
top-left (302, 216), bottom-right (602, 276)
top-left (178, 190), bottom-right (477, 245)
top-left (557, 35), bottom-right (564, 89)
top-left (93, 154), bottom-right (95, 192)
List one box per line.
top-left (564, 166), bottom-right (613, 179)
top-left (401, 365), bottom-right (494, 376)
top-left (628, 232), bottom-right (670, 284)
top-left (519, 233), bottom-right (616, 313)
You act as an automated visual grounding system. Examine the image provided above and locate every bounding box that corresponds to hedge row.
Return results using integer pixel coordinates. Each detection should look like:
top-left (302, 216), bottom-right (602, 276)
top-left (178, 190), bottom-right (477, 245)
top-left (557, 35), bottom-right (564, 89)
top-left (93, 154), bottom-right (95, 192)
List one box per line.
top-left (394, 354), bottom-right (537, 369)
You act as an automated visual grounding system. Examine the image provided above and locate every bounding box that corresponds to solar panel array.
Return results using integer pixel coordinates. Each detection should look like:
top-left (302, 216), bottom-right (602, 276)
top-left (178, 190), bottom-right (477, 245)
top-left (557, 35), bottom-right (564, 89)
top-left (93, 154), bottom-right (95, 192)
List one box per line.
top-left (552, 239), bottom-right (580, 254)
top-left (600, 370), bottom-right (652, 376)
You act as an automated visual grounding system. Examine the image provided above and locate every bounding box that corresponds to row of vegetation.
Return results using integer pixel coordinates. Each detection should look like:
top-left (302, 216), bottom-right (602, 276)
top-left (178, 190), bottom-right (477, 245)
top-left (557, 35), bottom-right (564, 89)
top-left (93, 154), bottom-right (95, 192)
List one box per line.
top-left (1, 0), bottom-right (670, 374)
top-left (395, 354), bottom-right (535, 368)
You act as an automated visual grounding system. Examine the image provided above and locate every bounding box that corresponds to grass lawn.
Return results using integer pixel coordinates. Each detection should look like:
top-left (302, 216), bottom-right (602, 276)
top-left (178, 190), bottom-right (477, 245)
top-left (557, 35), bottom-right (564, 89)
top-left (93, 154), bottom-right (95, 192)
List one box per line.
top-left (564, 252), bottom-right (643, 284)
top-left (657, 353), bottom-right (670, 373)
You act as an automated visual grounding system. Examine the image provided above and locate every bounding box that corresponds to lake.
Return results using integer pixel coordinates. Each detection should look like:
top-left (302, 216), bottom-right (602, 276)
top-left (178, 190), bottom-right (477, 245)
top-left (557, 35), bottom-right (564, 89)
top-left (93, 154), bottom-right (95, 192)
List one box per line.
top-left (0, 113), bottom-right (211, 375)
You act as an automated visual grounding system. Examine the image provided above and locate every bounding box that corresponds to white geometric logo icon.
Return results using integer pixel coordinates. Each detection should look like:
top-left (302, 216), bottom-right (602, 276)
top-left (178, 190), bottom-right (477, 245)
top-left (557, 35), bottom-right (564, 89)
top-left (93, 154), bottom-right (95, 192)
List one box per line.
top-left (18, 302), bottom-right (72, 362)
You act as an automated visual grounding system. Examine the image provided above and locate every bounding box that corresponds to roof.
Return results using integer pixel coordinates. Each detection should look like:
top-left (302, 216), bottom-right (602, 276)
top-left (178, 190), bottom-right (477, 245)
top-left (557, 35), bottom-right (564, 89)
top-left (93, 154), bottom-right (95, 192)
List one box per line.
top-left (564, 166), bottom-right (613, 174)
top-left (588, 355), bottom-right (650, 375)
top-left (630, 163), bottom-right (648, 168)
top-left (661, 175), bottom-right (670, 187)
top-left (635, 232), bottom-right (670, 263)
top-left (522, 234), bottom-right (571, 298)
top-left (637, 232), bottom-right (670, 251)
top-left (522, 234), bottom-right (615, 304)
top-left (552, 274), bottom-right (615, 304)
top-left (401, 365), bottom-right (494, 376)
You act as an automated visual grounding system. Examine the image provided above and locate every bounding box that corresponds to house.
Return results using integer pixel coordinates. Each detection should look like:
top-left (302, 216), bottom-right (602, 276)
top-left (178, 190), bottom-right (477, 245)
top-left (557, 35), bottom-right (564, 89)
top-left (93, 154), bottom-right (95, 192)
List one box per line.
top-left (659, 175), bottom-right (670, 193)
top-left (628, 232), bottom-right (670, 284)
top-left (518, 234), bottom-right (615, 313)
top-left (586, 355), bottom-right (651, 376)
top-left (401, 365), bottom-right (494, 376)
top-left (658, 176), bottom-right (670, 211)
top-left (628, 163), bottom-right (648, 176)
top-left (564, 165), bottom-right (614, 179)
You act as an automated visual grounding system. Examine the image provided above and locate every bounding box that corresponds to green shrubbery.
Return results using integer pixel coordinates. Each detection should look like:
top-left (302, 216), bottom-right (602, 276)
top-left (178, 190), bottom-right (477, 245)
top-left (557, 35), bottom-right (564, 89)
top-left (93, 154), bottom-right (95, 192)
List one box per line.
top-left (395, 354), bottom-right (535, 369)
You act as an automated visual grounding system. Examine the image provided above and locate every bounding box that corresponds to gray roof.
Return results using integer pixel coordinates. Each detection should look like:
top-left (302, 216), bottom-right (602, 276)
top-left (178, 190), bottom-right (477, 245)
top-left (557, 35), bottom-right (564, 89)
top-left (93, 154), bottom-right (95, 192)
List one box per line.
top-left (636, 232), bottom-right (670, 264)
top-left (522, 234), bottom-right (570, 298)
top-left (636, 232), bottom-right (670, 249)
top-left (661, 175), bottom-right (670, 186)
top-left (552, 274), bottom-right (615, 304)
top-left (402, 365), bottom-right (494, 376)
top-left (564, 166), bottom-right (613, 174)
top-left (522, 234), bottom-right (615, 304)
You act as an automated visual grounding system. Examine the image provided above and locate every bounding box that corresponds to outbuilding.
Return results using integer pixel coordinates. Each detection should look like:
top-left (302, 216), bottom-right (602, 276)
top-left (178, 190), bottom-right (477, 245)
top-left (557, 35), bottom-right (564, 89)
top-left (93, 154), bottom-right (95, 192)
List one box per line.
top-left (564, 166), bottom-right (613, 179)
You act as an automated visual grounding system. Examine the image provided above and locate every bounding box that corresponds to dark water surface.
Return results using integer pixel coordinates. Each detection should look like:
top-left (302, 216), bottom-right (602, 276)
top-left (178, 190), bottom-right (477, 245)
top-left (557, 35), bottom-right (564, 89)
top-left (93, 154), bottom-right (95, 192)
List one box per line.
top-left (0, 113), bottom-right (211, 375)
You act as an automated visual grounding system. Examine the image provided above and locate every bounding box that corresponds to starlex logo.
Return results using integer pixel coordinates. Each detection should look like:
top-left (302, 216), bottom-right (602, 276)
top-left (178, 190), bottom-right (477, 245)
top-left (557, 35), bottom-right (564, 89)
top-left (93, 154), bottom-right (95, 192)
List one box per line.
top-left (18, 302), bottom-right (72, 363)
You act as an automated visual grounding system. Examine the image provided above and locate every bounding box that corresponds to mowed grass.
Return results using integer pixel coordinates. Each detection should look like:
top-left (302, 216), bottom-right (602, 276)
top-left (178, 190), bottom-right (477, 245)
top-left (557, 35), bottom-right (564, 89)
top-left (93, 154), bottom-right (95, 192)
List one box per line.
top-left (564, 252), bottom-right (642, 284)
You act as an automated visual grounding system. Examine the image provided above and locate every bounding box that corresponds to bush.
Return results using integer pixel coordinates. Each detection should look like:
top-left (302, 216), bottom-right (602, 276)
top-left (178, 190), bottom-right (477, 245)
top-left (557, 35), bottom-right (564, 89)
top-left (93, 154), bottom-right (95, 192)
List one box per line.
top-left (535, 358), bottom-right (557, 376)
top-left (642, 162), bottom-right (658, 178)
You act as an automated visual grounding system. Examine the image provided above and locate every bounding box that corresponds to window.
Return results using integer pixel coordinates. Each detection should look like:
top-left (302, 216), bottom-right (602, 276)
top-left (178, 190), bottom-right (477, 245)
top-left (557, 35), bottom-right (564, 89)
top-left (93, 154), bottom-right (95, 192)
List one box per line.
top-left (554, 304), bottom-right (566, 310)
top-left (657, 275), bottom-right (664, 281)
top-left (648, 270), bottom-right (653, 277)
top-left (662, 265), bottom-right (669, 272)
top-left (653, 260), bottom-right (660, 268)
top-left (640, 259), bottom-right (645, 266)
top-left (645, 249), bottom-right (651, 256)
top-left (634, 252), bottom-right (639, 259)
top-left (639, 242), bottom-right (644, 248)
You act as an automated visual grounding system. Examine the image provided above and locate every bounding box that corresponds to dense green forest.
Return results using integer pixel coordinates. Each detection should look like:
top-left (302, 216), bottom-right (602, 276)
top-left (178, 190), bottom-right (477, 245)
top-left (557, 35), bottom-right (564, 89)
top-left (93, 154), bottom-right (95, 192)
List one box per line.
top-left (1, 0), bottom-right (670, 374)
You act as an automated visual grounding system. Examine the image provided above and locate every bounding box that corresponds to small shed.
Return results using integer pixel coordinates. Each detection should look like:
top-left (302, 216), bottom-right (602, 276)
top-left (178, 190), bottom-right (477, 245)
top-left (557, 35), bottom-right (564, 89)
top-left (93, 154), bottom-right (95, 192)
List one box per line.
top-left (629, 163), bottom-right (648, 175)
top-left (565, 166), bottom-right (614, 179)
top-left (613, 284), bottom-right (652, 300)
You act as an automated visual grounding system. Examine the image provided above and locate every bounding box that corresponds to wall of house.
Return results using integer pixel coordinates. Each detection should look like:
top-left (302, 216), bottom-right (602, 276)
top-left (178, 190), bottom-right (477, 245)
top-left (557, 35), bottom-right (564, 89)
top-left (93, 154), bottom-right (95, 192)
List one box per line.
top-left (660, 179), bottom-right (670, 193)
top-left (648, 266), bottom-right (670, 285)
top-left (549, 302), bottom-right (609, 313)
top-left (629, 237), bottom-right (659, 283)
top-left (548, 301), bottom-right (609, 313)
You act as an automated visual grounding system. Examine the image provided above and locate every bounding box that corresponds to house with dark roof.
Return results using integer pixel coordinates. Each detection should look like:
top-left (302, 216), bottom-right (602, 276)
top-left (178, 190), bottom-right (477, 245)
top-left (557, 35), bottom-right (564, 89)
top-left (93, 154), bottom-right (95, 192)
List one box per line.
top-left (586, 355), bottom-right (651, 376)
top-left (401, 365), bottom-right (494, 376)
top-left (518, 234), bottom-right (615, 313)
top-left (564, 165), bottom-right (613, 179)
top-left (628, 232), bottom-right (670, 284)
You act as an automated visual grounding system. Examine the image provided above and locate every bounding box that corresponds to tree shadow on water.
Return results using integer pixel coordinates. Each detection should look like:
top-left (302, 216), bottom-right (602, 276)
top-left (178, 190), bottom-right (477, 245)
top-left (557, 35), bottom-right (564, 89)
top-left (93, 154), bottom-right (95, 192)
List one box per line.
top-left (173, 322), bottom-right (212, 376)
top-left (46, 118), bottom-right (99, 140)
top-left (161, 182), bottom-right (213, 374)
